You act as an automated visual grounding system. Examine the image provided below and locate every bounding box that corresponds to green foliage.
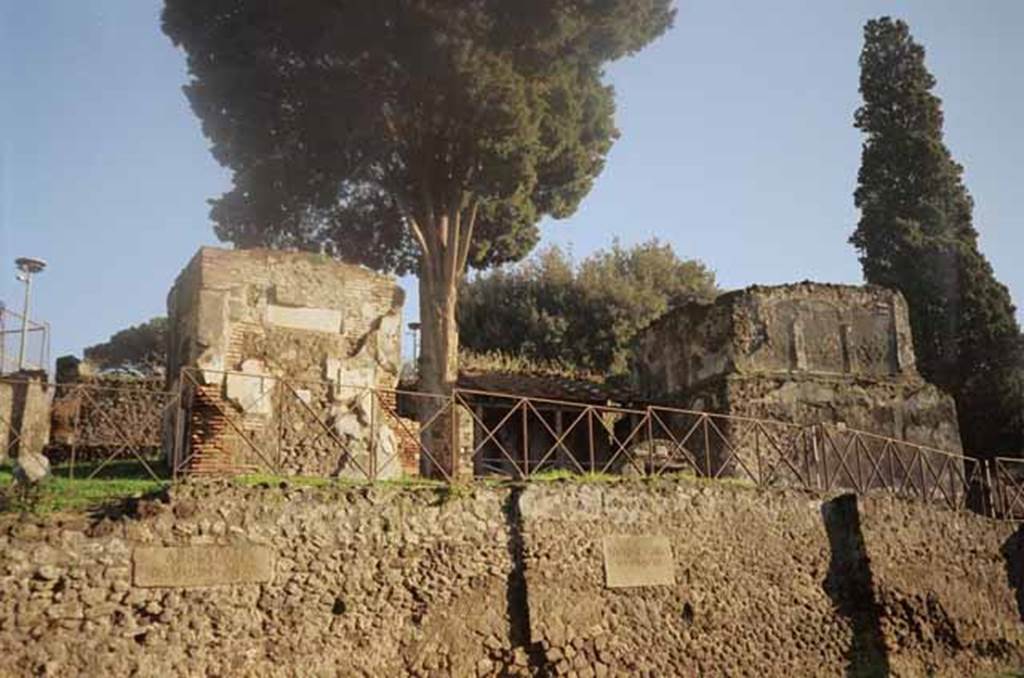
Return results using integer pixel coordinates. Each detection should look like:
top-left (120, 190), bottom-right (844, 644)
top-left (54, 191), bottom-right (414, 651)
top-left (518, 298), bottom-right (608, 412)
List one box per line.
top-left (459, 238), bottom-right (717, 375)
top-left (851, 17), bottom-right (1024, 457)
top-left (84, 316), bottom-right (168, 372)
top-left (528, 469), bottom-right (620, 483)
top-left (161, 0), bottom-right (675, 274)
top-left (0, 464), bottom-right (166, 515)
top-left (459, 350), bottom-right (600, 383)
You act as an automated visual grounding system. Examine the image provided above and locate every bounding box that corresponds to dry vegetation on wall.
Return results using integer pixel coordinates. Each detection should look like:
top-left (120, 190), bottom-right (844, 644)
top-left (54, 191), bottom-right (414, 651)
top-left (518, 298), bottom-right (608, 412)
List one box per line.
top-left (1, 478), bottom-right (1023, 676)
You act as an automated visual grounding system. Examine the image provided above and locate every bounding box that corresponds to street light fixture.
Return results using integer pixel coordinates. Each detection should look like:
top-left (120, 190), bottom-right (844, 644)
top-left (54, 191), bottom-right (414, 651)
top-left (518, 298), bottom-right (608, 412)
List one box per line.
top-left (15, 257), bottom-right (46, 371)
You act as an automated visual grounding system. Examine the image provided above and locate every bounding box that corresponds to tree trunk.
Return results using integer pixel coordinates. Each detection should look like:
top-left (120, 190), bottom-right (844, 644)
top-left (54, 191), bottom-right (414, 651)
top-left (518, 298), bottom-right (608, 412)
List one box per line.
top-left (417, 263), bottom-right (463, 479)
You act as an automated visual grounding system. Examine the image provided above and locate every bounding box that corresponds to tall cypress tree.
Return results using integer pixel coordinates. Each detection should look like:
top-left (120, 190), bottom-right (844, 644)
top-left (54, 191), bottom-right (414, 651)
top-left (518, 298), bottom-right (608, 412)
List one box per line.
top-left (851, 17), bottom-right (1023, 458)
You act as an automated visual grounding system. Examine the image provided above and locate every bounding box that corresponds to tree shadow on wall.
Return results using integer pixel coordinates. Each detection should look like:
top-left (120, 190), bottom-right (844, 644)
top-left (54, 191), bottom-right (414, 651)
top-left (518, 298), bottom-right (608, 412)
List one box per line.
top-left (1001, 524), bottom-right (1024, 623)
top-left (822, 494), bottom-right (891, 677)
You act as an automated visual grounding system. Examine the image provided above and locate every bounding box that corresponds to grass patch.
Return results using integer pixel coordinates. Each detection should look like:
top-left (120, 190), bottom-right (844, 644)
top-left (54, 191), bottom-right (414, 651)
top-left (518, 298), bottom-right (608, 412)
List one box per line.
top-left (528, 469), bottom-right (622, 483)
top-left (0, 455), bottom-right (756, 515)
top-left (0, 463), bottom-right (166, 515)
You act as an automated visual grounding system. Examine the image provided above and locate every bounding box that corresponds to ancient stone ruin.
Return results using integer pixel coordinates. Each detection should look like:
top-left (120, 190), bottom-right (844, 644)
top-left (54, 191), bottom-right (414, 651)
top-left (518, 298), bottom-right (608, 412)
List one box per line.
top-left (166, 247), bottom-right (406, 477)
top-left (634, 282), bottom-right (963, 486)
top-left (0, 372), bottom-right (50, 464)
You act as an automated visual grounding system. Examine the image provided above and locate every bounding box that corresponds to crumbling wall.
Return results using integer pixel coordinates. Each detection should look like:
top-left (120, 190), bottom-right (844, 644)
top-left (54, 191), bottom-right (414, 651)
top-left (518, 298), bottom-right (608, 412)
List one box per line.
top-left (0, 482), bottom-right (513, 677)
top-left (635, 283), bottom-right (919, 397)
top-left (634, 283), bottom-right (964, 490)
top-left (166, 248), bottom-right (405, 478)
top-left (519, 482), bottom-right (1024, 677)
top-left (1, 481), bottom-right (1022, 677)
top-left (0, 373), bottom-right (51, 463)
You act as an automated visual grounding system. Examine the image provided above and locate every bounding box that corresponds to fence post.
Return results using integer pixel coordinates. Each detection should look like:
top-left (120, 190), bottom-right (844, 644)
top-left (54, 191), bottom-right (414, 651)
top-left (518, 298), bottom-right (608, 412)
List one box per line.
top-left (985, 458), bottom-right (997, 519)
top-left (369, 388), bottom-right (377, 482)
top-left (702, 415), bottom-right (711, 477)
top-left (449, 391), bottom-right (459, 482)
top-left (587, 408), bottom-right (595, 474)
top-left (646, 408), bottom-right (654, 478)
top-left (68, 384), bottom-right (82, 480)
top-left (171, 380), bottom-right (182, 481)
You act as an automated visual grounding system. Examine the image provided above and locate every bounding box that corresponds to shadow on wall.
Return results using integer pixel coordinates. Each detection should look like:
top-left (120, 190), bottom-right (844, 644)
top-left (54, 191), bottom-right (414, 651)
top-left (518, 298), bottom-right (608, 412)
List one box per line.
top-left (822, 494), bottom-right (891, 677)
top-left (504, 486), bottom-right (545, 671)
top-left (1001, 524), bottom-right (1024, 623)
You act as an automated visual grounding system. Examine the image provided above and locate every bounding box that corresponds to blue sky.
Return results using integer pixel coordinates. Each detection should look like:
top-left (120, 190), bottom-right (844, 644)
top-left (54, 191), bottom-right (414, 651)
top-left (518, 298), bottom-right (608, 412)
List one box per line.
top-left (2, 1), bottom-right (1023, 363)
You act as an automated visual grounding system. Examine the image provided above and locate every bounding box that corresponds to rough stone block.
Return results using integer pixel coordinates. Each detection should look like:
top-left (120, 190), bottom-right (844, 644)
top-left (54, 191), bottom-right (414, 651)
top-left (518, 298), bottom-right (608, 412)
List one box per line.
top-left (133, 545), bottom-right (274, 588)
top-left (165, 247), bottom-right (405, 477)
top-left (633, 282), bottom-right (964, 490)
top-left (602, 535), bottom-right (675, 588)
top-left (225, 359), bottom-right (275, 416)
top-left (265, 304), bottom-right (343, 333)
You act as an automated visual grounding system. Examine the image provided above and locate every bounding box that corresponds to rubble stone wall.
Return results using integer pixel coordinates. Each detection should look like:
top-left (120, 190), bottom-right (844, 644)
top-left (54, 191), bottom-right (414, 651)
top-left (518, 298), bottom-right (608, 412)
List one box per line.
top-left (166, 248), bottom-right (405, 477)
top-left (1, 481), bottom-right (1023, 677)
top-left (635, 283), bottom-right (919, 395)
top-left (0, 482), bottom-right (513, 677)
top-left (521, 482), bottom-right (1024, 677)
top-left (634, 283), bottom-right (964, 488)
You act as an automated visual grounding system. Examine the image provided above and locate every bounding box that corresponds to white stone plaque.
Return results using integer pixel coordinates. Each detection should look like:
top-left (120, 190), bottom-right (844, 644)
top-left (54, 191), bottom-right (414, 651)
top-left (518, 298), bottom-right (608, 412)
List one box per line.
top-left (602, 535), bottom-right (675, 588)
top-left (266, 304), bottom-right (343, 333)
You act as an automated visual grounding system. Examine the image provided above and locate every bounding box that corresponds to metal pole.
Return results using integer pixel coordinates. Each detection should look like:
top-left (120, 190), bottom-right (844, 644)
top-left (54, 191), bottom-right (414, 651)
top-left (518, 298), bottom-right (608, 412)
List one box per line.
top-left (17, 272), bottom-right (32, 371)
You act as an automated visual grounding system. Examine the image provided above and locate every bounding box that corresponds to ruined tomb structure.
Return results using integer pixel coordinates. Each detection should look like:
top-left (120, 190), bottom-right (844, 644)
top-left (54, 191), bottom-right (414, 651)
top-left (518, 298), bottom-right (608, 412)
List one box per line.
top-left (0, 371), bottom-right (51, 464)
top-left (634, 283), bottom-right (964, 491)
top-left (166, 247), bottom-right (405, 478)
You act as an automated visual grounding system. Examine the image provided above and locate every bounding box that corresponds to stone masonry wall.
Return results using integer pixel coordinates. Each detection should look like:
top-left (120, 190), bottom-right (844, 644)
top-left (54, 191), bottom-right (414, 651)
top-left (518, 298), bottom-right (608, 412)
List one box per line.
top-left (0, 483), bottom-right (513, 677)
top-left (1, 481), bottom-right (1022, 677)
top-left (0, 373), bottom-right (51, 464)
top-left (166, 248), bottom-right (405, 478)
top-left (521, 482), bottom-right (1024, 677)
top-left (634, 283), bottom-right (964, 489)
top-left (635, 283), bottom-right (919, 395)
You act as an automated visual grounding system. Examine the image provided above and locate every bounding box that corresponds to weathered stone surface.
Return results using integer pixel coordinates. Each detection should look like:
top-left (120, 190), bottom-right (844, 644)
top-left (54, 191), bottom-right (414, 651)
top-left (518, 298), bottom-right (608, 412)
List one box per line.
top-left (224, 359), bottom-right (274, 416)
top-left (1, 481), bottom-right (1022, 676)
top-left (634, 283), bottom-right (963, 488)
top-left (636, 283), bottom-right (918, 389)
top-left (13, 451), bottom-right (50, 485)
top-left (0, 373), bottom-right (51, 463)
top-left (602, 535), bottom-right (674, 588)
top-left (0, 482), bottom-right (512, 676)
top-left (521, 482), bottom-right (1024, 677)
top-left (166, 248), bottom-right (406, 477)
top-left (133, 545), bottom-right (274, 588)
top-left (265, 305), bottom-right (343, 333)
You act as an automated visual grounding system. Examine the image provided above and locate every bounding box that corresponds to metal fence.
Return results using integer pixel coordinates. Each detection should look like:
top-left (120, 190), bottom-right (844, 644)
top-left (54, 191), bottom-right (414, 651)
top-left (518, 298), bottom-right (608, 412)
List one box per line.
top-left (48, 379), bottom-right (179, 481)
top-left (0, 306), bottom-right (50, 375)
top-left (455, 390), bottom-right (981, 513)
top-left (3, 369), bottom-right (1024, 519)
top-left (170, 368), bottom-right (455, 481)
top-left (990, 457), bottom-right (1024, 519)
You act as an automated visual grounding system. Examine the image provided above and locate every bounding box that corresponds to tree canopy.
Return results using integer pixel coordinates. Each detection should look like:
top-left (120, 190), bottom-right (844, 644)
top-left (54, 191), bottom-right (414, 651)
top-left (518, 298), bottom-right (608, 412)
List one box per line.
top-left (163, 0), bottom-right (674, 476)
top-left (459, 239), bottom-right (717, 375)
top-left (83, 317), bottom-right (168, 373)
top-left (851, 17), bottom-right (1023, 457)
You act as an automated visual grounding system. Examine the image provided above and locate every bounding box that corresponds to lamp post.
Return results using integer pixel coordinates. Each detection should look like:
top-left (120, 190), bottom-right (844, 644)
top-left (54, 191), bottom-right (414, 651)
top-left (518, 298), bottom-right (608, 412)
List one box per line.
top-left (15, 257), bottom-right (46, 371)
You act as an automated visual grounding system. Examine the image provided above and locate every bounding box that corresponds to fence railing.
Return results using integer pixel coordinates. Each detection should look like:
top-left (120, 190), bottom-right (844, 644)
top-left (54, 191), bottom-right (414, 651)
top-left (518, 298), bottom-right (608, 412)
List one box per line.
top-left (171, 368), bottom-right (450, 482)
top-left (0, 307), bottom-right (50, 375)
top-left (990, 457), bottom-right (1024, 519)
top-left (48, 379), bottom-right (178, 481)
top-left (455, 391), bottom-right (982, 512)
top-left (2, 370), bottom-right (1023, 519)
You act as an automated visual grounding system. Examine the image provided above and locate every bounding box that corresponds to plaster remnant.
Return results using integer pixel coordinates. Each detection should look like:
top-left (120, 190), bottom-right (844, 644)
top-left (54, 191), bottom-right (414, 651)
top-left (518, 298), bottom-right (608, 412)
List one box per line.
top-left (265, 305), bottom-right (343, 334)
